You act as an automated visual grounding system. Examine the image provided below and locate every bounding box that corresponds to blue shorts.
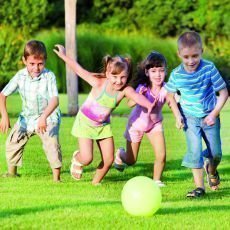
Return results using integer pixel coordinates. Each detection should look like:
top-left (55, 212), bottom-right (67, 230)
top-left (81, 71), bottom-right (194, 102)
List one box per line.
top-left (182, 114), bottom-right (222, 169)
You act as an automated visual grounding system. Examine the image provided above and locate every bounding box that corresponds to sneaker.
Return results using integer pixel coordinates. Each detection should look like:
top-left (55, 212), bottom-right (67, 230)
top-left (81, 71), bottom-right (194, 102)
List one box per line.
top-left (114, 147), bottom-right (127, 172)
top-left (154, 180), bottom-right (166, 187)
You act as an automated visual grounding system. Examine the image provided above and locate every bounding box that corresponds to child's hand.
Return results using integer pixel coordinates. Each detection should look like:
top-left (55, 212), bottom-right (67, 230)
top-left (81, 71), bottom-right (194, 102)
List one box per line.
top-left (176, 116), bottom-right (184, 129)
top-left (147, 97), bottom-right (158, 115)
top-left (37, 115), bottom-right (47, 134)
top-left (0, 116), bottom-right (10, 133)
top-left (53, 44), bottom-right (66, 58)
top-left (204, 114), bottom-right (216, 126)
top-left (139, 86), bottom-right (147, 95)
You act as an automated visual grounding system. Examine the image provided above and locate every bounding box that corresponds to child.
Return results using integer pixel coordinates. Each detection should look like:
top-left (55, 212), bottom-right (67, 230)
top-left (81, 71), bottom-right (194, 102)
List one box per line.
top-left (165, 31), bottom-right (228, 197)
top-left (0, 40), bottom-right (62, 182)
top-left (114, 51), bottom-right (184, 187)
top-left (54, 45), bottom-right (155, 185)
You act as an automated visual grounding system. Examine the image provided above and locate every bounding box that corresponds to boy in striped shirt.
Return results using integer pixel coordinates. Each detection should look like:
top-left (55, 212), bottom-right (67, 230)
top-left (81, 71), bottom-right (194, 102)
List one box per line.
top-left (0, 40), bottom-right (62, 181)
top-left (165, 31), bottom-right (228, 198)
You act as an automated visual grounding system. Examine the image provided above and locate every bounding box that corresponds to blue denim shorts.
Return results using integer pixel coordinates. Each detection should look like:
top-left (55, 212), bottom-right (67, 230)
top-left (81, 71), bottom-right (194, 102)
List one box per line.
top-left (182, 114), bottom-right (222, 168)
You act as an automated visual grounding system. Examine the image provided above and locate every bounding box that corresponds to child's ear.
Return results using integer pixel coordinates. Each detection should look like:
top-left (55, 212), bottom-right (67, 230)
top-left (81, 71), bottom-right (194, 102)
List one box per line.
top-left (145, 69), bottom-right (149, 76)
top-left (177, 50), bottom-right (181, 58)
top-left (22, 56), bottom-right (27, 65)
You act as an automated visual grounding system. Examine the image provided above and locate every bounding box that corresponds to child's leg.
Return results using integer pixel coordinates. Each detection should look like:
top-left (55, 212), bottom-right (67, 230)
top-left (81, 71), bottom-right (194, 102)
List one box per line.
top-left (37, 124), bottom-right (62, 181)
top-left (146, 131), bottom-right (166, 181)
top-left (52, 168), bottom-right (61, 182)
top-left (202, 118), bottom-right (222, 189)
top-left (92, 137), bottom-right (114, 184)
top-left (5, 124), bottom-right (31, 176)
top-left (123, 141), bottom-right (141, 165)
top-left (114, 141), bottom-right (140, 171)
top-left (70, 137), bottom-right (94, 180)
top-left (192, 168), bottom-right (205, 189)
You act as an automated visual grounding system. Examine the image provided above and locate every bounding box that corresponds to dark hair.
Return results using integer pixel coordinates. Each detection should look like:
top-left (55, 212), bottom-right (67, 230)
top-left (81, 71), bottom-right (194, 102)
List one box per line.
top-left (23, 40), bottom-right (47, 60)
top-left (132, 51), bottom-right (167, 88)
top-left (102, 55), bottom-right (133, 84)
top-left (177, 31), bottom-right (202, 50)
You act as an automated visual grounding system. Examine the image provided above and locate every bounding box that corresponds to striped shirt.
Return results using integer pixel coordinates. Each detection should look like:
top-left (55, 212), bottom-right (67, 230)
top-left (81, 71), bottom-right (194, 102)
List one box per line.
top-left (2, 68), bottom-right (61, 131)
top-left (165, 59), bottom-right (226, 117)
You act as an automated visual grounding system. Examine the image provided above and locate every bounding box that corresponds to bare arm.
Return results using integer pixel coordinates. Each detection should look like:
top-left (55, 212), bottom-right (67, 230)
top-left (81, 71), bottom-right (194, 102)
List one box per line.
top-left (53, 44), bottom-right (100, 87)
top-left (0, 93), bottom-right (10, 133)
top-left (127, 99), bottom-right (136, 108)
top-left (37, 96), bottom-right (59, 133)
top-left (124, 86), bottom-right (155, 113)
top-left (166, 92), bottom-right (184, 129)
top-left (204, 88), bottom-right (229, 125)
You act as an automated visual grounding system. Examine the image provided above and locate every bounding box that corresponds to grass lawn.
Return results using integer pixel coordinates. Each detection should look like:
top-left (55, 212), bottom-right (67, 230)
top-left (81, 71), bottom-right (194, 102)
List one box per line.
top-left (0, 94), bottom-right (229, 229)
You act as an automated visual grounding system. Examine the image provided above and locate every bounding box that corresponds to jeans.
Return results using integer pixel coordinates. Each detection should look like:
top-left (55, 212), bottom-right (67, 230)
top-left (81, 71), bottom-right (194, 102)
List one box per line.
top-left (182, 114), bottom-right (222, 169)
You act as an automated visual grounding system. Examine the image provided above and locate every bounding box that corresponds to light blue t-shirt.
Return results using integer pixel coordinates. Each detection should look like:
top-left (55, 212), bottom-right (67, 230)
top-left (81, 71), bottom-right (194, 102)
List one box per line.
top-left (165, 59), bottom-right (226, 117)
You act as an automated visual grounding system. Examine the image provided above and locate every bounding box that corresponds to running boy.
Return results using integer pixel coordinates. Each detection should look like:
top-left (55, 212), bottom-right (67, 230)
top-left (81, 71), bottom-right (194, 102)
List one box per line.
top-left (165, 31), bottom-right (228, 197)
top-left (0, 40), bottom-right (62, 181)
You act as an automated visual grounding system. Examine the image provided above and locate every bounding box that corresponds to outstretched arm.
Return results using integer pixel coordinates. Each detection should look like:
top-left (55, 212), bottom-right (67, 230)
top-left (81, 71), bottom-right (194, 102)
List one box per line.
top-left (166, 92), bottom-right (184, 129)
top-left (123, 86), bottom-right (156, 114)
top-left (204, 88), bottom-right (229, 126)
top-left (53, 44), bottom-right (99, 87)
top-left (0, 93), bottom-right (10, 133)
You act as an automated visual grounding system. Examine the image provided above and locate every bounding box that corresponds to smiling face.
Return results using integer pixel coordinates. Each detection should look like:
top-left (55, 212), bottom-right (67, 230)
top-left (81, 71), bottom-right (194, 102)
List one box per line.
top-left (145, 66), bottom-right (166, 87)
top-left (23, 55), bottom-right (45, 78)
top-left (106, 68), bottom-right (129, 91)
top-left (178, 45), bottom-right (203, 73)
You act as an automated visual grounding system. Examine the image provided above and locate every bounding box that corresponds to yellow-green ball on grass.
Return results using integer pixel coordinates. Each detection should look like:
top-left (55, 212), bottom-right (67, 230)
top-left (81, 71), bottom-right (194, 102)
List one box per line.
top-left (121, 176), bottom-right (162, 216)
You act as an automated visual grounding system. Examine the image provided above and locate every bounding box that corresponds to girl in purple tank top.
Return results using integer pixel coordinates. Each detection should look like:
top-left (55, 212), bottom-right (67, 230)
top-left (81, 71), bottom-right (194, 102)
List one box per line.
top-left (114, 51), bottom-right (184, 187)
top-left (54, 45), bottom-right (156, 185)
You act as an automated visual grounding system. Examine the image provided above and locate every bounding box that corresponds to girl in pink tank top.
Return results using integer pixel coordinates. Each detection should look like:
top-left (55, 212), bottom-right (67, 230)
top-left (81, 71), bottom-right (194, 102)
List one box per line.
top-left (114, 51), bottom-right (184, 187)
top-left (54, 45), bottom-right (156, 185)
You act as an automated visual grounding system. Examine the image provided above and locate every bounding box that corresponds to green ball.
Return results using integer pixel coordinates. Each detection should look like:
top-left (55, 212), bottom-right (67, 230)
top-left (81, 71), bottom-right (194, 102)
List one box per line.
top-left (121, 176), bottom-right (162, 216)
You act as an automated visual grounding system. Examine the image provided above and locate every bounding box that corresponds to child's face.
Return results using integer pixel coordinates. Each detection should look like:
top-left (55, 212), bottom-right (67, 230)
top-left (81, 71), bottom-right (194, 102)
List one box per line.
top-left (23, 55), bottom-right (46, 78)
top-left (106, 68), bottom-right (129, 91)
top-left (178, 45), bottom-right (203, 73)
top-left (146, 66), bottom-right (166, 87)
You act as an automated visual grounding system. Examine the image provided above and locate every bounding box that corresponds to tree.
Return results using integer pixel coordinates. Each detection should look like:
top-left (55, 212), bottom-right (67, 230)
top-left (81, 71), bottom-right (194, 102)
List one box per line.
top-left (65, 0), bottom-right (78, 115)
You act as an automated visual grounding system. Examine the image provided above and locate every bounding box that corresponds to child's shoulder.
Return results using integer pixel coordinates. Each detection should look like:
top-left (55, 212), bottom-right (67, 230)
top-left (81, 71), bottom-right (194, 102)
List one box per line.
top-left (201, 59), bottom-right (215, 68)
top-left (171, 64), bottom-right (183, 74)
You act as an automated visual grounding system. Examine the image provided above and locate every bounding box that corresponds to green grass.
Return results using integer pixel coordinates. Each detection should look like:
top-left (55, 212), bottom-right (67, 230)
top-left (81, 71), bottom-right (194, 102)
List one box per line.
top-left (0, 94), bottom-right (229, 229)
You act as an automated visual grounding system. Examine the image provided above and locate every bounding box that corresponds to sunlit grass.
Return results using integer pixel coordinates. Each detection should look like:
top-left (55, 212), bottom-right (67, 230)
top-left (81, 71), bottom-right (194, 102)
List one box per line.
top-left (0, 95), bottom-right (229, 229)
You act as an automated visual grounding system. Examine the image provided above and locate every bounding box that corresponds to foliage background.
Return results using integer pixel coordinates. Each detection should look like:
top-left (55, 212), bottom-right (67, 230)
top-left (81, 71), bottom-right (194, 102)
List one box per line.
top-left (0, 0), bottom-right (229, 92)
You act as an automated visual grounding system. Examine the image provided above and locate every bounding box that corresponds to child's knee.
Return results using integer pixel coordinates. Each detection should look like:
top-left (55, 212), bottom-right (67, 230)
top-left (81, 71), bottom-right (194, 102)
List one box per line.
top-left (155, 155), bottom-right (166, 164)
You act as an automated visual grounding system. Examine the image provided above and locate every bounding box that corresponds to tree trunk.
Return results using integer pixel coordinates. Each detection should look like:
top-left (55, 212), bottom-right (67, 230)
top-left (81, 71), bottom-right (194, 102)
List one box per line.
top-left (65, 0), bottom-right (78, 115)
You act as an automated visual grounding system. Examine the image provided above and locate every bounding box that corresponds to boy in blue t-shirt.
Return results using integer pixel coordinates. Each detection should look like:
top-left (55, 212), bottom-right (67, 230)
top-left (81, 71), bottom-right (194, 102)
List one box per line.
top-left (165, 31), bottom-right (228, 198)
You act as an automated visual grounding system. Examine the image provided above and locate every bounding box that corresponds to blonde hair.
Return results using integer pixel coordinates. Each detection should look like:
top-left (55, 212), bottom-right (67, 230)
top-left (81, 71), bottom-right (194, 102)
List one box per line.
top-left (102, 55), bottom-right (132, 83)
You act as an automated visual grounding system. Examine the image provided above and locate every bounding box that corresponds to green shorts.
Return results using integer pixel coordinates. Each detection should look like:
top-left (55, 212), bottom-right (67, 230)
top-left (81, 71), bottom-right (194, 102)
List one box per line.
top-left (71, 111), bottom-right (113, 140)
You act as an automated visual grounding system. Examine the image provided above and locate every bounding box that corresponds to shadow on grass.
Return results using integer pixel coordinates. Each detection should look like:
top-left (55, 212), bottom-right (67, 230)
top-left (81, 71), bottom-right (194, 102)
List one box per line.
top-left (157, 203), bottom-right (230, 215)
top-left (106, 159), bottom-right (190, 183)
top-left (0, 200), bottom-right (120, 219)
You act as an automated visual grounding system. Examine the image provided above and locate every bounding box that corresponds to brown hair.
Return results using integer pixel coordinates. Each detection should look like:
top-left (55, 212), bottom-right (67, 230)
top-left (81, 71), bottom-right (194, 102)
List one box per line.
top-left (102, 55), bottom-right (132, 84)
top-left (133, 51), bottom-right (167, 88)
top-left (23, 40), bottom-right (47, 60)
top-left (177, 31), bottom-right (202, 50)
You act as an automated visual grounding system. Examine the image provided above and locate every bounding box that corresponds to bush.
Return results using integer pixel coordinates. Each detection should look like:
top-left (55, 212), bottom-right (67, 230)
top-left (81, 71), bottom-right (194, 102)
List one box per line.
top-left (0, 26), bottom-right (27, 89)
top-left (0, 0), bottom-right (48, 34)
top-left (35, 26), bottom-right (179, 93)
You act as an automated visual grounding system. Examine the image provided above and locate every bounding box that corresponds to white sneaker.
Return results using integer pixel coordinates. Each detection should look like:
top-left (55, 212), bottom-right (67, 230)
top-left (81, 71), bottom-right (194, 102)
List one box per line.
top-left (114, 147), bottom-right (127, 172)
top-left (154, 180), bottom-right (166, 187)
